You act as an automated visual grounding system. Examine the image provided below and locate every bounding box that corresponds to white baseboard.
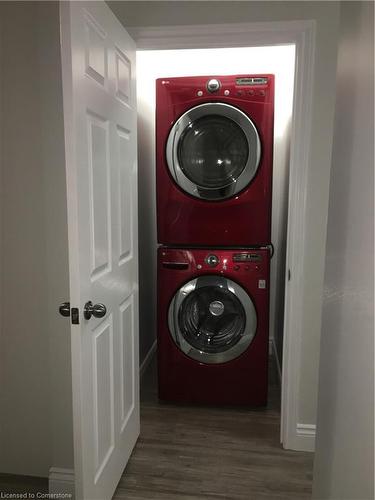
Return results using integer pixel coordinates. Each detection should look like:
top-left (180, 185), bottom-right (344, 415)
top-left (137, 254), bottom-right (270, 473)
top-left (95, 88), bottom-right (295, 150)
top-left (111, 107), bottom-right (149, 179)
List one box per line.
top-left (283, 424), bottom-right (316, 452)
top-left (295, 424), bottom-right (316, 452)
top-left (140, 339), bottom-right (157, 379)
top-left (49, 467), bottom-right (75, 499)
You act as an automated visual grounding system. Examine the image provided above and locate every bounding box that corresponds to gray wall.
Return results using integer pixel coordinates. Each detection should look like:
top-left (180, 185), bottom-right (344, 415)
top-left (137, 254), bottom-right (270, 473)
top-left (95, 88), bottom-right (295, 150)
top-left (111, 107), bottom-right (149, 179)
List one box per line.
top-left (109, 0), bottom-right (340, 433)
top-left (109, 1), bottom-right (335, 29)
top-left (312, 2), bottom-right (374, 498)
top-left (0, 2), bottom-right (73, 476)
top-left (137, 96), bottom-right (157, 365)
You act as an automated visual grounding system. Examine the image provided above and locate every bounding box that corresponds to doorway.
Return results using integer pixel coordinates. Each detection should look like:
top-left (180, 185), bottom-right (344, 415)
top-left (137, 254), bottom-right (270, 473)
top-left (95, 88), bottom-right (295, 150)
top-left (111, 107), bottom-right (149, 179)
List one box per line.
top-left (113, 355), bottom-right (313, 499)
top-left (110, 44), bottom-right (315, 497)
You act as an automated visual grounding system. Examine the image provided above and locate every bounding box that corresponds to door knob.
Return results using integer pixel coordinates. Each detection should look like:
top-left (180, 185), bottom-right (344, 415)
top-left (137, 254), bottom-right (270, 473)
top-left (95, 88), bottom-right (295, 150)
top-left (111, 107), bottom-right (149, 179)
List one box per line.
top-left (84, 301), bottom-right (107, 320)
top-left (59, 302), bottom-right (71, 317)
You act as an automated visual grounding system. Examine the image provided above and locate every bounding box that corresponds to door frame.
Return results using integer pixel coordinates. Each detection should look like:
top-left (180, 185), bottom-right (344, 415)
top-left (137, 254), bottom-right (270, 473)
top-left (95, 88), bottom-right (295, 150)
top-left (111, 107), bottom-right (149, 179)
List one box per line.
top-left (130, 19), bottom-right (316, 451)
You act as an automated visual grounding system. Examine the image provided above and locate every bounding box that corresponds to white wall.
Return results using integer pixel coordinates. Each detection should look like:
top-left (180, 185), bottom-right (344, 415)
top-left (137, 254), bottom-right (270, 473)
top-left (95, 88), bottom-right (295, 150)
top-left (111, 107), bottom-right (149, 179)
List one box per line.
top-left (312, 2), bottom-right (374, 498)
top-left (111, 1), bottom-right (341, 434)
top-left (136, 46), bottom-right (295, 367)
top-left (0, 2), bottom-right (73, 477)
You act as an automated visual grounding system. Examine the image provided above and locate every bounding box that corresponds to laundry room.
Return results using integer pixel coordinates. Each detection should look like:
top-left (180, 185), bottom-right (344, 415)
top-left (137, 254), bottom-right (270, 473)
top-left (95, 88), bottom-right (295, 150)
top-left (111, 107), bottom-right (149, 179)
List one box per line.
top-left (2, 5), bottom-right (309, 493)
top-left (1, 2), bottom-right (373, 500)
top-left (128, 45), bottom-right (304, 493)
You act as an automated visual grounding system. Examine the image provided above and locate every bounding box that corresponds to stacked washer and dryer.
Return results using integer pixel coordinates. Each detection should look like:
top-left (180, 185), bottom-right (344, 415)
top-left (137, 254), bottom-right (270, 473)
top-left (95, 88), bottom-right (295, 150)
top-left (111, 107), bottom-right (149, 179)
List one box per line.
top-left (156, 75), bottom-right (274, 406)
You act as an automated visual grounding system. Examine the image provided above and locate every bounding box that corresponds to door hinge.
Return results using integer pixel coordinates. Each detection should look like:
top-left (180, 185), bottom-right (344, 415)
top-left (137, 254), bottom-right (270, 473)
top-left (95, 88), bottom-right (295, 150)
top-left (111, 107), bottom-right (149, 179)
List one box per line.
top-left (288, 269), bottom-right (291, 281)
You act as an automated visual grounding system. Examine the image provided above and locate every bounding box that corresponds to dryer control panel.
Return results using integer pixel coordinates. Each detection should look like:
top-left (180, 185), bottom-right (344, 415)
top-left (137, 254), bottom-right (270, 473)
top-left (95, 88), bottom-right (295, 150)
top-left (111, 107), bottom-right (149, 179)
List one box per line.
top-left (236, 77), bottom-right (269, 86)
top-left (157, 74), bottom-right (274, 104)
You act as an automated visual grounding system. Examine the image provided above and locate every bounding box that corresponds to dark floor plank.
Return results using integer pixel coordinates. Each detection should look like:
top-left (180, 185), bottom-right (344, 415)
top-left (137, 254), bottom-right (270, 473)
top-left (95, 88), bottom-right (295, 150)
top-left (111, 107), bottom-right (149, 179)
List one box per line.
top-left (0, 473), bottom-right (48, 495)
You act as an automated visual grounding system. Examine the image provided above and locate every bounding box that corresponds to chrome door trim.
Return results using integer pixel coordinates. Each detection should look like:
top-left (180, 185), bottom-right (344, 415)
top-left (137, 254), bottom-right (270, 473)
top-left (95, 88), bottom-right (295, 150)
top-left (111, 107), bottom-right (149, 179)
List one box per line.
top-left (166, 102), bottom-right (261, 200)
top-left (168, 275), bottom-right (257, 364)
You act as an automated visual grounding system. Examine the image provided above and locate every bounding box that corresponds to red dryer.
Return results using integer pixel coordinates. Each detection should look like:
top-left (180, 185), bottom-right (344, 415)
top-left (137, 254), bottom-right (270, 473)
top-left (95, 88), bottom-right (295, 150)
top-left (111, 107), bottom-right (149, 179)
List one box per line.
top-left (156, 75), bottom-right (274, 246)
top-left (157, 247), bottom-right (270, 406)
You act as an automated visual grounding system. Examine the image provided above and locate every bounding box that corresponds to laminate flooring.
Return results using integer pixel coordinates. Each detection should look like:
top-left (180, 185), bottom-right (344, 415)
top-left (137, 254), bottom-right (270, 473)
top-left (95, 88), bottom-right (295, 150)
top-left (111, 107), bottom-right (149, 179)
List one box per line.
top-left (0, 356), bottom-right (313, 500)
top-left (113, 355), bottom-right (313, 500)
top-left (0, 473), bottom-right (48, 496)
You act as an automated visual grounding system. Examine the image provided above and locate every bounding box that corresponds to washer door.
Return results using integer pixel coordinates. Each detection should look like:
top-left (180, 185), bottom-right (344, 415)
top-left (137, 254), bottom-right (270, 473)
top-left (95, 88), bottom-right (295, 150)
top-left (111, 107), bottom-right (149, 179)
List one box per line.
top-left (168, 276), bottom-right (257, 364)
top-left (166, 103), bottom-right (261, 200)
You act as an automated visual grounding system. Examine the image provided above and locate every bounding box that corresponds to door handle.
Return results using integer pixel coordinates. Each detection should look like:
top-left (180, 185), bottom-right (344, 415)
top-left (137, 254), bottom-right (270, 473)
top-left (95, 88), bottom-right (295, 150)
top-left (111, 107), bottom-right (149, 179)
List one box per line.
top-left (84, 301), bottom-right (107, 320)
top-left (59, 302), bottom-right (71, 317)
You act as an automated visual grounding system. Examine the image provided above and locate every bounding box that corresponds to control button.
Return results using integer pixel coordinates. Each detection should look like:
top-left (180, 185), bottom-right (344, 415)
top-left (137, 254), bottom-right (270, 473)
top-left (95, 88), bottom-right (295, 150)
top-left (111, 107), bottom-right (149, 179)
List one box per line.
top-left (197, 90), bottom-right (203, 97)
top-left (245, 265), bottom-right (250, 271)
top-left (197, 264), bottom-right (202, 270)
top-left (224, 89), bottom-right (230, 96)
top-left (234, 265), bottom-right (240, 271)
top-left (259, 90), bottom-right (266, 96)
top-left (205, 254), bottom-right (220, 267)
top-left (248, 89), bottom-right (255, 95)
top-left (236, 90), bottom-right (243, 96)
top-left (206, 79), bottom-right (221, 93)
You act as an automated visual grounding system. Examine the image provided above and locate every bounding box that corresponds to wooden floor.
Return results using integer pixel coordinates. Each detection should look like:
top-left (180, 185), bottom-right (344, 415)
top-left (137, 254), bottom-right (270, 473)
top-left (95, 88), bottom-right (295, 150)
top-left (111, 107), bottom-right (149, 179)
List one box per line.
top-left (113, 355), bottom-right (313, 500)
top-left (0, 356), bottom-right (313, 500)
top-left (0, 473), bottom-right (48, 495)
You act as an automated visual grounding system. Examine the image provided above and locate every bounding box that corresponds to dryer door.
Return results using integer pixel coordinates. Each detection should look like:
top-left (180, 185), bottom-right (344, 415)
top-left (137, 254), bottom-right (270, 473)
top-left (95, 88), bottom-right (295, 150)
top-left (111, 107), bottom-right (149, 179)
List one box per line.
top-left (166, 103), bottom-right (261, 200)
top-left (168, 276), bottom-right (257, 364)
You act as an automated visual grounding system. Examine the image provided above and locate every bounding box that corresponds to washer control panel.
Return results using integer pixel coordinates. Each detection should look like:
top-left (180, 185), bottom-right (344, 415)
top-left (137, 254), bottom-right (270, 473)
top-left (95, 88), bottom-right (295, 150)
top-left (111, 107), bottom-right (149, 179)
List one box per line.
top-left (233, 253), bottom-right (262, 263)
top-left (159, 249), bottom-right (269, 278)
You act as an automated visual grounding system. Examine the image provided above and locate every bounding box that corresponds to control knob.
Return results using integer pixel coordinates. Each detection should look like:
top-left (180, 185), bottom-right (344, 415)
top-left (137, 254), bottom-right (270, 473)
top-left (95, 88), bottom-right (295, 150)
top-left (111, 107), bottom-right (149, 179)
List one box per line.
top-left (206, 79), bottom-right (221, 93)
top-left (205, 254), bottom-right (220, 267)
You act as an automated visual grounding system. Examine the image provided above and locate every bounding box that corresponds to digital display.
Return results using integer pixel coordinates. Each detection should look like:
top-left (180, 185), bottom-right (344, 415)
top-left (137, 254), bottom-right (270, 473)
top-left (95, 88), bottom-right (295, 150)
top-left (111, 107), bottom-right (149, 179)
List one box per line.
top-left (236, 77), bottom-right (268, 86)
top-left (233, 253), bottom-right (262, 262)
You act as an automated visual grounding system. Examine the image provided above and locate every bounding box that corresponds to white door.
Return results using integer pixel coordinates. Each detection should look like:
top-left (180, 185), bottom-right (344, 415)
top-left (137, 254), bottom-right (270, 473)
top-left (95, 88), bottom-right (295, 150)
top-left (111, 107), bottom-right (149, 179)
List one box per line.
top-left (60, 2), bottom-right (139, 499)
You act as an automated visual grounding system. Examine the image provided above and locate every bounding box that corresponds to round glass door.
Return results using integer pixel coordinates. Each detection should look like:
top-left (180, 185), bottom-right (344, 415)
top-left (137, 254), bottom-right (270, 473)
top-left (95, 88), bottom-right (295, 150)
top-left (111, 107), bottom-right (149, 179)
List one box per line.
top-left (166, 103), bottom-right (261, 200)
top-left (168, 276), bottom-right (257, 364)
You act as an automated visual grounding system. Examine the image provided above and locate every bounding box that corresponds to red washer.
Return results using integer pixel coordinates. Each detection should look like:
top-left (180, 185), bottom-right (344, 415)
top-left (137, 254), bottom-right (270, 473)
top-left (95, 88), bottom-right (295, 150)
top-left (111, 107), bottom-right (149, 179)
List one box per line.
top-left (156, 75), bottom-right (274, 246)
top-left (157, 247), bottom-right (270, 406)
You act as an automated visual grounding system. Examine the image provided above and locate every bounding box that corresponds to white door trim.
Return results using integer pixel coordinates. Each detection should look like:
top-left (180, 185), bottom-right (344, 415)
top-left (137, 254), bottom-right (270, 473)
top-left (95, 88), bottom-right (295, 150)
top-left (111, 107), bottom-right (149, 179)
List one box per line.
top-left (130, 19), bottom-right (316, 451)
top-left (129, 20), bottom-right (313, 50)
